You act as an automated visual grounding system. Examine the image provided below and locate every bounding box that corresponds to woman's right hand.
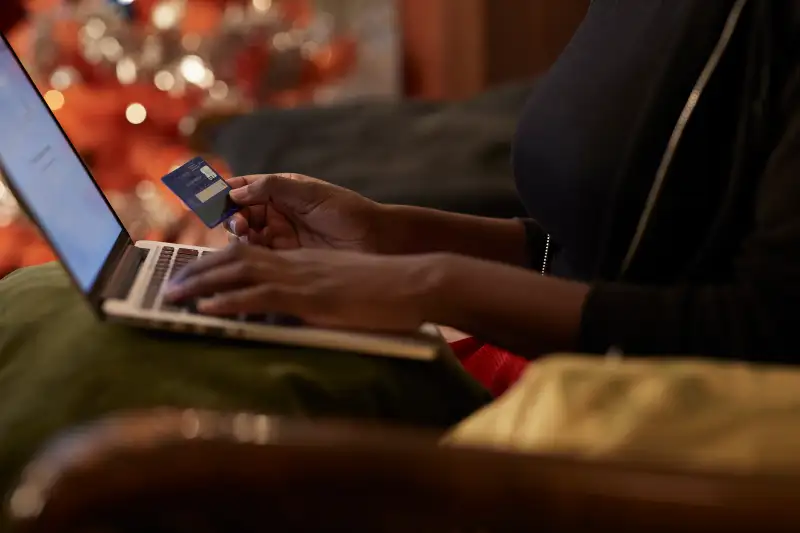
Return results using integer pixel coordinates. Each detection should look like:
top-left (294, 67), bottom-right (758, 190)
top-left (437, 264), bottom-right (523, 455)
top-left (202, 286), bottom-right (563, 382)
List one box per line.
top-left (224, 174), bottom-right (382, 253)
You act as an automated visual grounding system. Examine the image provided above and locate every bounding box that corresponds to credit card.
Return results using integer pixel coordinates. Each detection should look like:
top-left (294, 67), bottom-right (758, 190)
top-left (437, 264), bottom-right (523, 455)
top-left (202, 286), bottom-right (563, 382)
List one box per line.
top-left (161, 157), bottom-right (241, 228)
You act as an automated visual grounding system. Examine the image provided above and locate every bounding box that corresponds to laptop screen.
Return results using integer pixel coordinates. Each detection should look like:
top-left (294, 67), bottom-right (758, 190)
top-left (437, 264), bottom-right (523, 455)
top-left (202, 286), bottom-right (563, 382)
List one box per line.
top-left (0, 38), bottom-right (124, 291)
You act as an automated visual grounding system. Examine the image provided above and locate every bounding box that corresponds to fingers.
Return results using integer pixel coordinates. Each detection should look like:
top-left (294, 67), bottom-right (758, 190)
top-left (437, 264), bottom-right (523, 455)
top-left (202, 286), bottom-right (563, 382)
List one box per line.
top-left (225, 175), bottom-right (257, 190)
top-left (225, 175), bottom-right (275, 192)
top-left (164, 262), bottom-right (257, 301)
top-left (197, 285), bottom-right (302, 316)
top-left (227, 174), bottom-right (286, 205)
top-left (165, 244), bottom-right (291, 306)
top-left (223, 203), bottom-right (298, 249)
top-left (228, 173), bottom-right (322, 211)
top-left (223, 211), bottom-right (249, 237)
top-left (241, 228), bottom-right (272, 247)
top-left (223, 174), bottom-right (320, 249)
top-left (163, 244), bottom-right (308, 317)
top-left (168, 243), bottom-right (245, 286)
top-left (223, 204), bottom-right (266, 233)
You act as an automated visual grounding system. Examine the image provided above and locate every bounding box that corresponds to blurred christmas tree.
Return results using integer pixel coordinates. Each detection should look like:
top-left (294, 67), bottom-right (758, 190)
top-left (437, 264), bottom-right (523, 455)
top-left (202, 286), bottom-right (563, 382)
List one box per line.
top-left (0, 0), bottom-right (362, 275)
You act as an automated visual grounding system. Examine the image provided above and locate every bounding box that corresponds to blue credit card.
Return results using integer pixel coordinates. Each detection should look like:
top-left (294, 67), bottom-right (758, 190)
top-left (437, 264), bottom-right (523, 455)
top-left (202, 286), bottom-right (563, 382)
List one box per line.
top-left (161, 157), bottom-right (241, 228)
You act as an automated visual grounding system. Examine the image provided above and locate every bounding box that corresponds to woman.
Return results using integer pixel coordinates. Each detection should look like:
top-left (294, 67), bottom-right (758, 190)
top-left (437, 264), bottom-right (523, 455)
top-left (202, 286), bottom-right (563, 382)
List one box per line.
top-left (1, 0), bottom-right (798, 495)
top-left (168, 0), bottom-right (800, 363)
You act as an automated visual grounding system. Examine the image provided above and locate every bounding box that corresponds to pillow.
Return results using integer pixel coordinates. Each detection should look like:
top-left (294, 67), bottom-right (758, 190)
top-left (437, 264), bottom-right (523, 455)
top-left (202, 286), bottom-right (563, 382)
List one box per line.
top-left (0, 263), bottom-right (490, 500)
top-left (445, 354), bottom-right (800, 473)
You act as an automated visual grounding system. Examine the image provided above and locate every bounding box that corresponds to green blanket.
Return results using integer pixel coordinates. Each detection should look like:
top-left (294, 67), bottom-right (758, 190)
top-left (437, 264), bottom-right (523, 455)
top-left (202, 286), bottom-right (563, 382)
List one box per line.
top-left (0, 263), bottom-right (490, 504)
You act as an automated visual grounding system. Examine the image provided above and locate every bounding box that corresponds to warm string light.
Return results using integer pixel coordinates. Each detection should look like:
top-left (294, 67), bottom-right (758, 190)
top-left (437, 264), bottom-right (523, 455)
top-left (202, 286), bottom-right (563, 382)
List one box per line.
top-left (209, 81), bottom-right (229, 100)
top-left (44, 90), bottom-right (65, 111)
top-left (49, 67), bottom-right (78, 91)
top-left (125, 103), bottom-right (147, 124)
top-left (178, 55), bottom-right (207, 85)
top-left (116, 57), bottom-right (138, 84)
top-left (154, 70), bottom-right (175, 91)
top-left (152, 1), bottom-right (184, 31)
top-left (252, 0), bottom-right (272, 13)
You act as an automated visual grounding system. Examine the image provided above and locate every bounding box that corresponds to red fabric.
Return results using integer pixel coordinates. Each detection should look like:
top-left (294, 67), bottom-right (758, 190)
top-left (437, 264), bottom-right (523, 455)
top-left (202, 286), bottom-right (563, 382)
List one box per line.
top-left (450, 338), bottom-right (528, 397)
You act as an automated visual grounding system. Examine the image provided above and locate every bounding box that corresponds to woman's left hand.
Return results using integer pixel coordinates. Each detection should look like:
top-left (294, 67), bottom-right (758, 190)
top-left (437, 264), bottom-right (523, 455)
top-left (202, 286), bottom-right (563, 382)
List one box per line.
top-left (164, 243), bottom-right (448, 332)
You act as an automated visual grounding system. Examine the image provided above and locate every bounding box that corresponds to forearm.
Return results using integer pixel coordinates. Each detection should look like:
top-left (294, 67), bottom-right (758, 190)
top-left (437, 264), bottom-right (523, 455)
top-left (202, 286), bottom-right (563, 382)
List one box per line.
top-left (420, 253), bottom-right (798, 361)
top-left (423, 254), bottom-right (589, 358)
top-left (375, 205), bottom-right (529, 267)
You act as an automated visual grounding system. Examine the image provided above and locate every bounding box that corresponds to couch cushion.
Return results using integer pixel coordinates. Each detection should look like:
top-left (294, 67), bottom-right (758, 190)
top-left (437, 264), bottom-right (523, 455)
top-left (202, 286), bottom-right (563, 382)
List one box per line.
top-left (211, 85), bottom-right (532, 218)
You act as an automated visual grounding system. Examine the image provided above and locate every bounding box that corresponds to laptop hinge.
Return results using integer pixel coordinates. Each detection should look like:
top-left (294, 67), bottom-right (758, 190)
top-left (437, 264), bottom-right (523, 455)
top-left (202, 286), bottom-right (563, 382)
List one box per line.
top-left (101, 245), bottom-right (150, 301)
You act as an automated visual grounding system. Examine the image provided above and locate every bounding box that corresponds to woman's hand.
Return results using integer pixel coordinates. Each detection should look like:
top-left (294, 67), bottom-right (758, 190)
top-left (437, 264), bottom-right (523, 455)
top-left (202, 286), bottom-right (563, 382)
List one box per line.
top-left (165, 243), bottom-right (447, 332)
top-left (225, 174), bottom-right (382, 253)
top-left (224, 173), bottom-right (531, 265)
top-left (165, 242), bottom-right (588, 356)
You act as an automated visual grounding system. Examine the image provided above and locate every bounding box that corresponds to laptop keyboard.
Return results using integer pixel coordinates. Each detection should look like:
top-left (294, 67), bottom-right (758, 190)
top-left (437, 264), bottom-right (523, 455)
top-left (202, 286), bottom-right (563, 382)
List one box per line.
top-left (141, 246), bottom-right (302, 327)
top-left (141, 246), bottom-right (178, 309)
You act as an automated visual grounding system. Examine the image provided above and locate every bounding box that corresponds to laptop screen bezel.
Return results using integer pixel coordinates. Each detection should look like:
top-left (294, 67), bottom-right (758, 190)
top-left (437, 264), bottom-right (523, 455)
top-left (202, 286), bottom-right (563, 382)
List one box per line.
top-left (0, 32), bottom-right (133, 314)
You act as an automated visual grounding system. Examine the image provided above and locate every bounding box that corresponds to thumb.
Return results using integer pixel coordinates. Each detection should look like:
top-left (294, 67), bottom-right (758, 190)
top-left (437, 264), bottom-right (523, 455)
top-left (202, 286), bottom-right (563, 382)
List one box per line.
top-left (229, 174), bottom-right (303, 207)
top-left (229, 184), bottom-right (258, 204)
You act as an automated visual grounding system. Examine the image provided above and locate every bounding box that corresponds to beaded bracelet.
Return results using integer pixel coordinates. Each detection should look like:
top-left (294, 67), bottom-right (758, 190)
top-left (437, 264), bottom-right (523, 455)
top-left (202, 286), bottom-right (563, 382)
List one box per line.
top-left (541, 233), bottom-right (551, 276)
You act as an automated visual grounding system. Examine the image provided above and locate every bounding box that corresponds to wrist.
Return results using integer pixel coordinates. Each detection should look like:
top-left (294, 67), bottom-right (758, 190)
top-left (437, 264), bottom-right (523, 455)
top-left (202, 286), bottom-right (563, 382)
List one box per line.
top-left (412, 252), bottom-right (465, 326)
top-left (372, 204), bottom-right (442, 255)
top-left (372, 205), bottom-right (528, 265)
top-left (412, 252), bottom-right (588, 355)
top-left (370, 203), bottom-right (398, 255)
top-left (361, 201), bottom-right (394, 254)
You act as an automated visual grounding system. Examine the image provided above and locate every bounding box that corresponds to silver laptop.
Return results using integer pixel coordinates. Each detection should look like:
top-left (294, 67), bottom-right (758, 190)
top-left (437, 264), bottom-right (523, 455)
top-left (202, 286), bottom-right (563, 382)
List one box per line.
top-left (0, 36), bottom-right (439, 361)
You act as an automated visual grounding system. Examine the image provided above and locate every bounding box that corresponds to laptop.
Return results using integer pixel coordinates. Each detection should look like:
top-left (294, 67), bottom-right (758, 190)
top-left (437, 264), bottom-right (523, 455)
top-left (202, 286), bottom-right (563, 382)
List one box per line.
top-left (0, 35), bottom-right (439, 361)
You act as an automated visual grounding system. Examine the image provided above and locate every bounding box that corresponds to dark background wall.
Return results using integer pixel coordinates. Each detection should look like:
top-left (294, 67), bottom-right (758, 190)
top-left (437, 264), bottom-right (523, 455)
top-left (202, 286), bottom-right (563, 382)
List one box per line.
top-left (401, 0), bottom-right (589, 99)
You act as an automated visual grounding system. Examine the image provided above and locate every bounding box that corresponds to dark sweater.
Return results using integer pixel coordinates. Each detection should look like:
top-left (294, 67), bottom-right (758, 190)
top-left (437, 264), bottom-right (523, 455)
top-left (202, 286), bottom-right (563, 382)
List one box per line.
top-left (516, 0), bottom-right (714, 280)
top-left (517, 0), bottom-right (800, 360)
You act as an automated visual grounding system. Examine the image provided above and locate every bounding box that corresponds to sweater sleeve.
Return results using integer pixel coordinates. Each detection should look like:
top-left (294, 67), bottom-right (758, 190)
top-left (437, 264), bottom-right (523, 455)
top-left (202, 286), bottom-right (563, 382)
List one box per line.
top-left (579, 96), bottom-right (800, 360)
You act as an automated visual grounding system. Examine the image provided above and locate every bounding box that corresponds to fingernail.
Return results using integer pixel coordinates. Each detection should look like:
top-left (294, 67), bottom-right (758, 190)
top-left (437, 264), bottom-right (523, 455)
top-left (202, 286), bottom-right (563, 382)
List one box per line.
top-left (229, 219), bottom-right (237, 233)
top-left (230, 188), bottom-right (246, 201)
